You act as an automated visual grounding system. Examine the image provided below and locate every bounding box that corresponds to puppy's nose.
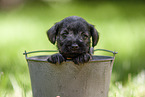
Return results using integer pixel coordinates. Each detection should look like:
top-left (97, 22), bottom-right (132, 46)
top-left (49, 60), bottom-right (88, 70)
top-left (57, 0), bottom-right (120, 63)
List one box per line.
top-left (71, 43), bottom-right (79, 49)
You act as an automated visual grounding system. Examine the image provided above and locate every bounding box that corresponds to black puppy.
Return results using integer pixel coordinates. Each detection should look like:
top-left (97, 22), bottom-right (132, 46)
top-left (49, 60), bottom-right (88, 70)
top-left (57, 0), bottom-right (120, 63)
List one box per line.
top-left (47, 16), bottom-right (99, 64)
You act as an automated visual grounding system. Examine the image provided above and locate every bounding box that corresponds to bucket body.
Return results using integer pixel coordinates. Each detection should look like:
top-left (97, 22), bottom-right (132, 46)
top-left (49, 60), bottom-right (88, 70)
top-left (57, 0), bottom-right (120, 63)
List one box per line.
top-left (26, 55), bottom-right (114, 97)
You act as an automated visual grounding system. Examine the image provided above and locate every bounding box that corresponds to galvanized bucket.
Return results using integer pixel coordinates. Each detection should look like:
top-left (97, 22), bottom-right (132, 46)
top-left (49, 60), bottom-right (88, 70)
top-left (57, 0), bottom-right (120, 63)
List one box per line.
top-left (24, 49), bottom-right (117, 97)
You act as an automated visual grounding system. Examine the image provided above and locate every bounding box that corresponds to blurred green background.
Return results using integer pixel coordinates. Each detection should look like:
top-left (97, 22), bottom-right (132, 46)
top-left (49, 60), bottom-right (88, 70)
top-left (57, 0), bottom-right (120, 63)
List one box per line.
top-left (0, 0), bottom-right (145, 97)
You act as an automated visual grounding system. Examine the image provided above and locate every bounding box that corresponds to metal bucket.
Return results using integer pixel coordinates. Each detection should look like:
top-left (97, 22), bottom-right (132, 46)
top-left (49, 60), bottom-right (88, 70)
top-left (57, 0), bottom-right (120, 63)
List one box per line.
top-left (24, 49), bottom-right (117, 97)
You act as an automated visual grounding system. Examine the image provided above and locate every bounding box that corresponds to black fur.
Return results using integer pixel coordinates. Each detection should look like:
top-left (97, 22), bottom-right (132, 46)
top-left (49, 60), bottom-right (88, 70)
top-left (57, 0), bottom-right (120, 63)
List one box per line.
top-left (47, 16), bottom-right (99, 64)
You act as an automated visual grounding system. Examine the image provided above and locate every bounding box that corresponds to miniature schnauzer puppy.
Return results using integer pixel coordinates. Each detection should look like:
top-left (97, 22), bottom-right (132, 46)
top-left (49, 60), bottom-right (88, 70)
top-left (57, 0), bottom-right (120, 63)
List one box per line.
top-left (47, 16), bottom-right (99, 64)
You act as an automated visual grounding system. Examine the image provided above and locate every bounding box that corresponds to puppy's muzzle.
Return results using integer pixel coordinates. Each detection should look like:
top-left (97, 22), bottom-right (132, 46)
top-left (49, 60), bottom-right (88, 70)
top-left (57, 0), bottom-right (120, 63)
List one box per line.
top-left (71, 43), bottom-right (79, 50)
top-left (67, 43), bottom-right (80, 53)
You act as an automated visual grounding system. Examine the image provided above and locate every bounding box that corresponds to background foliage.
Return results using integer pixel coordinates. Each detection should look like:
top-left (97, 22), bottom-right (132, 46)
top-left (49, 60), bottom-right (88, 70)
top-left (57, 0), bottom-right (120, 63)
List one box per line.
top-left (0, 0), bottom-right (145, 97)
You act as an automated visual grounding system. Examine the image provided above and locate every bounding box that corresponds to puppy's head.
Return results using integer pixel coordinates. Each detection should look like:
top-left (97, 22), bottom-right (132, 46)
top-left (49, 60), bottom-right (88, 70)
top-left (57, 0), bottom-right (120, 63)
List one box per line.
top-left (47, 16), bottom-right (99, 58)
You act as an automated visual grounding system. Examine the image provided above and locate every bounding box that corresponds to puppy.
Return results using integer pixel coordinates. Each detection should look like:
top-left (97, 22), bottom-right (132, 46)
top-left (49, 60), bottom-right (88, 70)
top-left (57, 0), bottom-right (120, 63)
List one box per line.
top-left (47, 16), bottom-right (99, 64)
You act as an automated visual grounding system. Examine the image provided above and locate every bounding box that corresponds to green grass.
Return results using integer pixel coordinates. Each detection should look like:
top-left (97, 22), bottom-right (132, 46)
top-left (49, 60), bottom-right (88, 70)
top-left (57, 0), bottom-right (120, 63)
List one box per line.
top-left (0, 1), bottom-right (145, 97)
top-left (109, 71), bottom-right (145, 97)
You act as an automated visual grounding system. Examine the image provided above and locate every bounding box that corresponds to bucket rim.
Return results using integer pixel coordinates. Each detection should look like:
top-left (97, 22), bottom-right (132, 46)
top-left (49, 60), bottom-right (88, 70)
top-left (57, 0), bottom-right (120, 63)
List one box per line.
top-left (26, 55), bottom-right (114, 62)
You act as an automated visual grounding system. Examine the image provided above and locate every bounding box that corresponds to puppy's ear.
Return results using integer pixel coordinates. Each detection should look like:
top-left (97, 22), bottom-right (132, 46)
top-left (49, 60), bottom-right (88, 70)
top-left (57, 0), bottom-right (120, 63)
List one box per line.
top-left (90, 24), bottom-right (99, 47)
top-left (47, 22), bottom-right (60, 44)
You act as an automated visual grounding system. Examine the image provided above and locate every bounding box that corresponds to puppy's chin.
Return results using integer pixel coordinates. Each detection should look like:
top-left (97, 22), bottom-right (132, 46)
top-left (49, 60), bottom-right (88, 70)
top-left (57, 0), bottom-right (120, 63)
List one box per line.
top-left (61, 52), bottom-right (82, 58)
top-left (58, 44), bottom-right (90, 58)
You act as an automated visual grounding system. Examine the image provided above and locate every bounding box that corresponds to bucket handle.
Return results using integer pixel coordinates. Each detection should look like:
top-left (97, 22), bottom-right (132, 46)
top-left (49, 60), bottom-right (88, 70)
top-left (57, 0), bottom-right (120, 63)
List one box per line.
top-left (23, 48), bottom-right (117, 59)
top-left (90, 47), bottom-right (118, 57)
top-left (23, 50), bottom-right (57, 59)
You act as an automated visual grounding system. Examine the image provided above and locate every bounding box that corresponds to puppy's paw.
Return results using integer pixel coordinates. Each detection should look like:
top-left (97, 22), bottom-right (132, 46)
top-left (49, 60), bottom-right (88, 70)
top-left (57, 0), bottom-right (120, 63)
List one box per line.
top-left (73, 53), bottom-right (91, 64)
top-left (47, 53), bottom-right (65, 64)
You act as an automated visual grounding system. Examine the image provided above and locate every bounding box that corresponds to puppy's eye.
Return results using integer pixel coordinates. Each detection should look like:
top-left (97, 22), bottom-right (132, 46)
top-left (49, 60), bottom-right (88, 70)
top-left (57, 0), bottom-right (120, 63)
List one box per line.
top-left (82, 34), bottom-right (88, 40)
top-left (61, 33), bottom-right (68, 38)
